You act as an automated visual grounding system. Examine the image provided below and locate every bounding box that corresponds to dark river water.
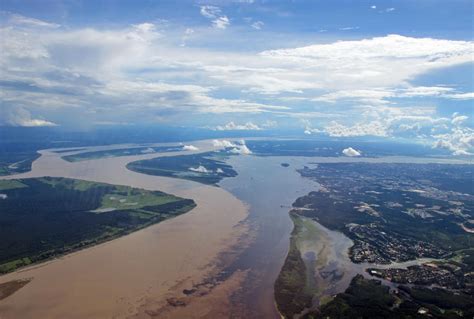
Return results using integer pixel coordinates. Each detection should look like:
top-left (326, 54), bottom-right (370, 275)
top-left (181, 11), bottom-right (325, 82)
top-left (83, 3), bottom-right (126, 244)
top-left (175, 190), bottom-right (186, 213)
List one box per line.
top-left (219, 156), bottom-right (319, 318)
top-left (218, 154), bottom-right (456, 318)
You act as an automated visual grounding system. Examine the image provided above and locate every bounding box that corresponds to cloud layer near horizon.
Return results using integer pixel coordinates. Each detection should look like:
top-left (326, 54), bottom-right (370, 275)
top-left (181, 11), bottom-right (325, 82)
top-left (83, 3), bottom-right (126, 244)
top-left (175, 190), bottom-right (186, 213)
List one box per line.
top-left (0, 11), bottom-right (473, 154)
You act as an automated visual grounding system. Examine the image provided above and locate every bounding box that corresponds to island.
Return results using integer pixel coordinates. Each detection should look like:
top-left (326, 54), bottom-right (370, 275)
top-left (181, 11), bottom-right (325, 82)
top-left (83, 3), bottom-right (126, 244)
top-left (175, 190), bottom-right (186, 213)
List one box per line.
top-left (62, 145), bottom-right (182, 162)
top-left (127, 152), bottom-right (237, 185)
top-left (0, 177), bottom-right (196, 274)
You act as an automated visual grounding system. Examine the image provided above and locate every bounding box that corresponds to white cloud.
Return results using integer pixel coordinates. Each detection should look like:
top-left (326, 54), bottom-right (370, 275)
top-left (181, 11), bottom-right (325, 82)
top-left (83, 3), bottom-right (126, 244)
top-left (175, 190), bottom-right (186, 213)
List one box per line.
top-left (370, 5), bottom-right (377, 9)
top-left (251, 21), bottom-right (264, 30)
top-left (342, 147), bottom-right (362, 157)
top-left (200, 5), bottom-right (229, 29)
top-left (452, 115), bottom-right (469, 126)
top-left (200, 6), bottom-right (221, 19)
top-left (433, 127), bottom-right (474, 155)
top-left (189, 165), bottom-right (210, 173)
top-left (213, 139), bottom-right (237, 147)
top-left (339, 26), bottom-right (359, 31)
top-left (228, 140), bottom-right (252, 155)
top-left (260, 35), bottom-right (473, 93)
top-left (324, 121), bottom-right (388, 137)
top-left (9, 14), bottom-right (60, 28)
top-left (182, 145), bottom-right (199, 151)
top-left (445, 92), bottom-right (474, 100)
top-left (215, 121), bottom-right (262, 130)
top-left (312, 86), bottom-right (470, 104)
top-left (385, 8), bottom-right (396, 12)
top-left (141, 147), bottom-right (155, 154)
top-left (180, 28), bottom-right (194, 46)
top-left (212, 16), bottom-right (230, 29)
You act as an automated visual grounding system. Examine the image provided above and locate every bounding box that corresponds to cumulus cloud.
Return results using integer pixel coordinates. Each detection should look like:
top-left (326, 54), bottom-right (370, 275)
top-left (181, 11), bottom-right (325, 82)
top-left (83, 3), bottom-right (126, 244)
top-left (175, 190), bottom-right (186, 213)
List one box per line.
top-left (212, 139), bottom-right (253, 155)
top-left (189, 165), bottom-right (210, 173)
top-left (182, 145), bottom-right (199, 151)
top-left (213, 139), bottom-right (237, 147)
top-left (215, 121), bottom-right (262, 130)
top-left (228, 140), bottom-right (252, 155)
top-left (433, 127), bottom-right (474, 155)
top-left (342, 147), bottom-right (362, 157)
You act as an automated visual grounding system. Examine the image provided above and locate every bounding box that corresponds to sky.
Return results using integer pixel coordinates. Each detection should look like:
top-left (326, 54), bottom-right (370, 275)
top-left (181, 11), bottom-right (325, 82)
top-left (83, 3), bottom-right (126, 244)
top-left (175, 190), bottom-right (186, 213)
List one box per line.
top-left (0, 0), bottom-right (473, 154)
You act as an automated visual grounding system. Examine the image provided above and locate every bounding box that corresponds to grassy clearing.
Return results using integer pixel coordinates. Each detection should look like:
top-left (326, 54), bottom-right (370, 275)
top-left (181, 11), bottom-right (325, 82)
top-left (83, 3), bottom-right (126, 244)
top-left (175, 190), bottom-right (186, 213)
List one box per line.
top-left (0, 180), bottom-right (28, 191)
top-left (97, 191), bottom-right (178, 213)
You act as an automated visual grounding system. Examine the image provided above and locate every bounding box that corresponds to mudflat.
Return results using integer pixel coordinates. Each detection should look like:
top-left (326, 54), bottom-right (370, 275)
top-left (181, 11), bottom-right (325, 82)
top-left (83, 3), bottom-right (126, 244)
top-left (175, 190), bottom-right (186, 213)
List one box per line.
top-left (0, 140), bottom-right (249, 319)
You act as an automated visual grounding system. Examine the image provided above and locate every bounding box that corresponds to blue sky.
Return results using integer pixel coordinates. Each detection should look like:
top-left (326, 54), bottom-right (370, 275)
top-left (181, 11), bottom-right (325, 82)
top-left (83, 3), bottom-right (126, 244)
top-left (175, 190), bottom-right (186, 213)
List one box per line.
top-left (0, 0), bottom-right (473, 154)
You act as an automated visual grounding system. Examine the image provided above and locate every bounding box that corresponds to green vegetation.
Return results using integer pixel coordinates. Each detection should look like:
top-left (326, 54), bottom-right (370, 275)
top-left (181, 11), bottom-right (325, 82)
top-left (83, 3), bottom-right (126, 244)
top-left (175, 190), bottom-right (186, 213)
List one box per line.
top-left (127, 152), bottom-right (237, 185)
top-left (0, 180), bottom-right (27, 191)
top-left (307, 275), bottom-right (396, 319)
top-left (62, 146), bottom-right (181, 162)
top-left (0, 177), bottom-right (196, 273)
top-left (399, 286), bottom-right (474, 316)
top-left (303, 275), bottom-right (474, 319)
top-left (275, 214), bottom-right (314, 318)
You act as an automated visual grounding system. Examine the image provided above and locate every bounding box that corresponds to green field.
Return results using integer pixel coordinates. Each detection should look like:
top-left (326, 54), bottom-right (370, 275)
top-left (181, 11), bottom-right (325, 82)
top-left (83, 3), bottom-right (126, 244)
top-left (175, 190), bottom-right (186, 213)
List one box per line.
top-left (0, 177), bottom-right (196, 273)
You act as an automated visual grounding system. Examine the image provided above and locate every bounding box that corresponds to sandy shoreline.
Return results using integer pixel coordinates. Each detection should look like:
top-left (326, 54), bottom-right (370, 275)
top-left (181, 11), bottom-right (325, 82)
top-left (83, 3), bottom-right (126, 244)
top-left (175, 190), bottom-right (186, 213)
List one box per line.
top-left (0, 140), bottom-right (250, 318)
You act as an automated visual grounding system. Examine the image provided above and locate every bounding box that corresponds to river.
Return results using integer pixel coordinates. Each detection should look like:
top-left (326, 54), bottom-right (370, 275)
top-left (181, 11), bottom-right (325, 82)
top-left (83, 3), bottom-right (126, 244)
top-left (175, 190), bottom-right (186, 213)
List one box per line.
top-left (0, 141), bottom-right (469, 318)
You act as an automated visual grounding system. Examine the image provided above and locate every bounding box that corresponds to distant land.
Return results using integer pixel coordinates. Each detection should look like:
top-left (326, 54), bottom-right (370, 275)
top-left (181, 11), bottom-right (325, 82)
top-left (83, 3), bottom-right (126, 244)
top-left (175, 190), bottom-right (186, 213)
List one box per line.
top-left (62, 145), bottom-right (182, 162)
